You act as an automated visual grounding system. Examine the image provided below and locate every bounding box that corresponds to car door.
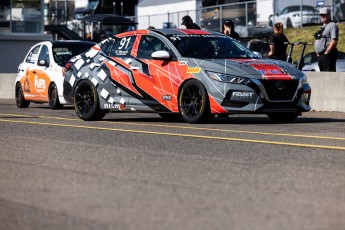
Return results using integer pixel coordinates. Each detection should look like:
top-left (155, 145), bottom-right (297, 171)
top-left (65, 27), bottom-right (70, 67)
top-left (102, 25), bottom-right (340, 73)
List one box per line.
top-left (18, 44), bottom-right (48, 102)
top-left (32, 44), bottom-right (54, 101)
top-left (130, 35), bottom-right (181, 112)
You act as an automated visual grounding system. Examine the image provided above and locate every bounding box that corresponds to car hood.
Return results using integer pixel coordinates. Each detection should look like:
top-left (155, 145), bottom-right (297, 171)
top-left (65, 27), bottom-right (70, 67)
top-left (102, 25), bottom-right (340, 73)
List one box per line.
top-left (189, 58), bottom-right (304, 80)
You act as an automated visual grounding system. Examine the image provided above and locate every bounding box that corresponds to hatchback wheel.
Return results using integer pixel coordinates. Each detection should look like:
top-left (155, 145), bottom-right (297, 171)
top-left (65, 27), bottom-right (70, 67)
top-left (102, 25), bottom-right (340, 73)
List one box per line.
top-left (178, 79), bottom-right (213, 123)
top-left (49, 83), bottom-right (63, 110)
top-left (74, 80), bottom-right (106, 121)
top-left (15, 83), bottom-right (30, 108)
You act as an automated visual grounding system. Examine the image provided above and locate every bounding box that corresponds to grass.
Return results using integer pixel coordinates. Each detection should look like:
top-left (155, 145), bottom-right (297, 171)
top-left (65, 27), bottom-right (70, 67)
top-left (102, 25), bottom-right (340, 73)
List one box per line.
top-left (284, 23), bottom-right (345, 63)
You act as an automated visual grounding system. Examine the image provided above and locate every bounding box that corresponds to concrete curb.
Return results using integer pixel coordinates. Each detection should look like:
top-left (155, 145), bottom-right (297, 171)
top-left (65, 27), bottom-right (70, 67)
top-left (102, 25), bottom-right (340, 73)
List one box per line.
top-left (0, 73), bottom-right (16, 100)
top-left (1, 72), bottom-right (345, 113)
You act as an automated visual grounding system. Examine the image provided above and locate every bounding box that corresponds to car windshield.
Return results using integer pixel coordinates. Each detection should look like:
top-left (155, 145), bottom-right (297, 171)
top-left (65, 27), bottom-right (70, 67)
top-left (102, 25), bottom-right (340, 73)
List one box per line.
top-left (52, 43), bottom-right (94, 66)
top-left (166, 34), bottom-right (258, 59)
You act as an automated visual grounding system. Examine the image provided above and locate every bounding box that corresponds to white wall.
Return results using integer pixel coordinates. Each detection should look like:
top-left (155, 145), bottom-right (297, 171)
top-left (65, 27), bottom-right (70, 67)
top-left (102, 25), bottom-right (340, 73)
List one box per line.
top-left (137, 0), bottom-right (199, 29)
top-left (256, 0), bottom-right (274, 26)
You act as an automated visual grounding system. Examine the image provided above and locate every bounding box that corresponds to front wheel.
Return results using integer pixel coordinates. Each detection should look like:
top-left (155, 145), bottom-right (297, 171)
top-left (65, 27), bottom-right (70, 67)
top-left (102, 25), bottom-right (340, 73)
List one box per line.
top-left (49, 83), bottom-right (63, 110)
top-left (178, 79), bottom-right (212, 124)
top-left (286, 18), bottom-right (293, 28)
top-left (74, 80), bottom-right (106, 121)
top-left (267, 112), bottom-right (299, 123)
top-left (15, 83), bottom-right (30, 108)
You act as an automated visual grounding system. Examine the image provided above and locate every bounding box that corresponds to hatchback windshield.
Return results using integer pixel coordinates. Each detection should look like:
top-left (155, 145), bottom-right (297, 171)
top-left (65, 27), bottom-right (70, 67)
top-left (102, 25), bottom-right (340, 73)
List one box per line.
top-left (52, 43), bottom-right (94, 66)
top-left (166, 34), bottom-right (258, 59)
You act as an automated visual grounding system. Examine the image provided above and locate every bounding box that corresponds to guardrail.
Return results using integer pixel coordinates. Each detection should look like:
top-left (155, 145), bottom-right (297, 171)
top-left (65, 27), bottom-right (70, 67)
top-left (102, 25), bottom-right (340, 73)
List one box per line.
top-left (1, 72), bottom-right (345, 112)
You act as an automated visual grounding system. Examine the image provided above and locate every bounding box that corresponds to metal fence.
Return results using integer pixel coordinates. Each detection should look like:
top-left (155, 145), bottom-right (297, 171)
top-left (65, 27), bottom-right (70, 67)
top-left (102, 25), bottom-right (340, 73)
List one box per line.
top-left (128, 1), bottom-right (257, 32)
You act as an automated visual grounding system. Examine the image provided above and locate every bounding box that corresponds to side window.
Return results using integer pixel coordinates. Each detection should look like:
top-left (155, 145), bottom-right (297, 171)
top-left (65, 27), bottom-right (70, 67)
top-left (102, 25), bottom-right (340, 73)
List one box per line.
top-left (281, 8), bottom-right (288, 15)
top-left (38, 45), bottom-right (50, 66)
top-left (137, 35), bottom-right (170, 59)
top-left (100, 39), bottom-right (115, 56)
top-left (25, 45), bottom-right (40, 64)
top-left (109, 36), bottom-right (135, 57)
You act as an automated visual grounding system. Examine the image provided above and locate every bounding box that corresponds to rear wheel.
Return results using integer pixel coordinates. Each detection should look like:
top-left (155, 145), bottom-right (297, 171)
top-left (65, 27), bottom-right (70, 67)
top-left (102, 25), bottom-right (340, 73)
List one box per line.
top-left (178, 79), bottom-right (213, 123)
top-left (15, 83), bottom-right (30, 108)
top-left (49, 83), bottom-right (63, 110)
top-left (74, 80), bottom-right (106, 121)
top-left (267, 112), bottom-right (299, 123)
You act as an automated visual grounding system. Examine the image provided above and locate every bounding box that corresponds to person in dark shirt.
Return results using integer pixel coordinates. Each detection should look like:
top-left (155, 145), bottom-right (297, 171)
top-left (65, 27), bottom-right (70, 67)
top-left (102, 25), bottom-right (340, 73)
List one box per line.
top-left (268, 22), bottom-right (289, 61)
top-left (223, 19), bottom-right (240, 41)
top-left (181, 15), bottom-right (201, 29)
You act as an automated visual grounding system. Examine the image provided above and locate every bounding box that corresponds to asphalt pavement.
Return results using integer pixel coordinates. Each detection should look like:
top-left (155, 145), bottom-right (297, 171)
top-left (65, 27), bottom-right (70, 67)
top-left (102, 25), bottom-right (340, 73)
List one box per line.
top-left (0, 99), bottom-right (345, 230)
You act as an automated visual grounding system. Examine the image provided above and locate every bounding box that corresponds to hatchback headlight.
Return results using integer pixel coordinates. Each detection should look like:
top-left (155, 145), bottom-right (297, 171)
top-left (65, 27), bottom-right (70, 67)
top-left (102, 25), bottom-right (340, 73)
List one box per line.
top-left (207, 71), bottom-right (251, 84)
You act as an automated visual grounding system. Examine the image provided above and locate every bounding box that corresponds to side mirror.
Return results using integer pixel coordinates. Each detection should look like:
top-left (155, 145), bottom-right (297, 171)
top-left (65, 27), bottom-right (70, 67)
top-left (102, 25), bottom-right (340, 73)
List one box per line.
top-left (253, 51), bottom-right (262, 58)
top-left (38, 59), bottom-right (48, 67)
top-left (151, 50), bottom-right (170, 59)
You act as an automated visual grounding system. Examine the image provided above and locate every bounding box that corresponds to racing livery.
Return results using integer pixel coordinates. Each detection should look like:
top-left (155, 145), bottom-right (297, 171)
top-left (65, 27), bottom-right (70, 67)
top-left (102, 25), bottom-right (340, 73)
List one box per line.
top-left (15, 41), bottom-right (95, 109)
top-left (63, 29), bottom-right (311, 123)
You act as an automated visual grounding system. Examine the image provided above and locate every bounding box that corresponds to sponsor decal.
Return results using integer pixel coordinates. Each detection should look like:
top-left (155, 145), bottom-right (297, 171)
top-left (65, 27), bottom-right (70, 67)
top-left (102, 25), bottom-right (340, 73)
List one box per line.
top-left (104, 103), bottom-right (125, 109)
top-left (34, 75), bottom-right (46, 92)
top-left (162, 95), bottom-right (172, 101)
top-left (115, 50), bottom-right (129, 55)
top-left (233, 60), bottom-right (293, 80)
top-left (187, 67), bottom-right (201, 73)
top-left (232, 91), bottom-right (254, 99)
top-left (179, 61), bottom-right (187, 65)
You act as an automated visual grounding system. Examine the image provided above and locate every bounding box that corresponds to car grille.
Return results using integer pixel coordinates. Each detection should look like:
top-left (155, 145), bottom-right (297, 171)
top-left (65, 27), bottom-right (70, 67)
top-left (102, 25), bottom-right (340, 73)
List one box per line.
top-left (260, 79), bottom-right (299, 101)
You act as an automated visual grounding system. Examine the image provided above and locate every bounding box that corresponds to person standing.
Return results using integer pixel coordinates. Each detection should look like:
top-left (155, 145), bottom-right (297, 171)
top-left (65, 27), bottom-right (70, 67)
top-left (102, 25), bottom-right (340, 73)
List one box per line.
top-left (181, 15), bottom-right (201, 29)
top-left (314, 7), bottom-right (339, 72)
top-left (268, 22), bottom-right (289, 61)
top-left (223, 19), bottom-right (240, 41)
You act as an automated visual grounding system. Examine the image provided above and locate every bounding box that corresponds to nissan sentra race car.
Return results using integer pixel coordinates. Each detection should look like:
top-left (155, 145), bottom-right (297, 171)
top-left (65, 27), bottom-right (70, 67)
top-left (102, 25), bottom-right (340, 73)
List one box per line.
top-left (63, 29), bottom-right (311, 123)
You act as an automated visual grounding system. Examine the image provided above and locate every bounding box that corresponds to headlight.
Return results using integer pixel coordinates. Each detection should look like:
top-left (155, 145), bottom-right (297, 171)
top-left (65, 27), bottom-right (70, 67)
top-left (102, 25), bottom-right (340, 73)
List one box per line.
top-left (300, 75), bottom-right (308, 85)
top-left (207, 71), bottom-right (251, 84)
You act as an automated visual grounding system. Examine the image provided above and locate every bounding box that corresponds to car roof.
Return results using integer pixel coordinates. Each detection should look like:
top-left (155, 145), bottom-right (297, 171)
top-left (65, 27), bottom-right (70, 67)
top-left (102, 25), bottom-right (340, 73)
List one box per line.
top-left (51, 40), bottom-right (96, 47)
top-left (115, 29), bottom-right (221, 38)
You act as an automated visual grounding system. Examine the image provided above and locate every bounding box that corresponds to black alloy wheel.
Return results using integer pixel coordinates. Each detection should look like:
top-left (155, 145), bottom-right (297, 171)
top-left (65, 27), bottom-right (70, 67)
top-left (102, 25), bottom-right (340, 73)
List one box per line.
top-left (178, 79), bottom-right (213, 123)
top-left (74, 80), bottom-right (106, 121)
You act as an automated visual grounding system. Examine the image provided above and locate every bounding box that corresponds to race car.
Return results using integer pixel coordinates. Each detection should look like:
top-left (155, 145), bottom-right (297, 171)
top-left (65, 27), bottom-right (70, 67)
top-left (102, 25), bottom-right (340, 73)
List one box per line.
top-left (15, 40), bottom-right (95, 109)
top-left (63, 29), bottom-right (311, 123)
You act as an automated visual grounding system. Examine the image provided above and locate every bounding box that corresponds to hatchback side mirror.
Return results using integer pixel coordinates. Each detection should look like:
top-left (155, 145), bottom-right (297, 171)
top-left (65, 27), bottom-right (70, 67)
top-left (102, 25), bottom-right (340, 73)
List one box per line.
top-left (38, 59), bottom-right (49, 67)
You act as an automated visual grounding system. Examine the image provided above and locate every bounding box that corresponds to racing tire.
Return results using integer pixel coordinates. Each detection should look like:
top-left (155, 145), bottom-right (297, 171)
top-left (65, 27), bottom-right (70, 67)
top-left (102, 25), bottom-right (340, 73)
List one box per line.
top-left (48, 83), bottom-right (63, 110)
top-left (74, 80), bottom-right (106, 121)
top-left (267, 112), bottom-right (299, 123)
top-left (178, 79), bottom-right (213, 124)
top-left (15, 83), bottom-right (30, 108)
